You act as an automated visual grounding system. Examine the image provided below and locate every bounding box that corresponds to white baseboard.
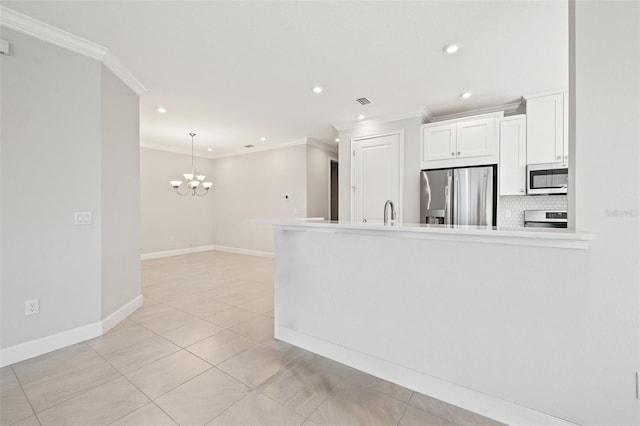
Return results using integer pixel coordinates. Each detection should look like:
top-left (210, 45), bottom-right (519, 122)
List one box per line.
top-left (140, 245), bottom-right (274, 260)
top-left (0, 294), bottom-right (143, 368)
top-left (275, 326), bottom-right (576, 426)
top-left (102, 295), bottom-right (143, 333)
top-left (140, 245), bottom-right (215, 260)
top-left (0, 322), bottom-right (102, 368)
top-left (213, 245), bottom-right (274, 258)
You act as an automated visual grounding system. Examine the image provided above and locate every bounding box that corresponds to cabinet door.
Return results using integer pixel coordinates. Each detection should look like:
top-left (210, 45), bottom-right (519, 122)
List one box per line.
top-left (456, 117), bottom-right (496, 159)
top-left (563, 92), bottom-right (569, 160)
top-left (352, 133), bottom-right (401, 223)
top-left (526, 93), bottom-right (564, 164)
top-left (499, 116), bottom-right (527, 195)
top-left (422, 123), bottom-right (456, 163)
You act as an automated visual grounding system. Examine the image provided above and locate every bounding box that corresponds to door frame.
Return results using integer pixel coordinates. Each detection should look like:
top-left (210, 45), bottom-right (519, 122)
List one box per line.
top-left (350, 130), bottom-right (404, 222)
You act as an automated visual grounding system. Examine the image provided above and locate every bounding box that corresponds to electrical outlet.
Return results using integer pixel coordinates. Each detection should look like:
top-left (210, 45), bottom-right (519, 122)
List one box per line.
top-left (25, 299), bottom-right (39, 316)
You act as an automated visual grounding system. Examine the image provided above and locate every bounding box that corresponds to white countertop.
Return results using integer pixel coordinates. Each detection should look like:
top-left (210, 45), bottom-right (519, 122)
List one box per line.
top-left (252, 218), bottom-right (595, 249)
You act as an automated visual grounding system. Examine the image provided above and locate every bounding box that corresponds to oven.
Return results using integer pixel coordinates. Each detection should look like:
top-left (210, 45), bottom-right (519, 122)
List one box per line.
top-left (524, 210), bottom-right (568, 228)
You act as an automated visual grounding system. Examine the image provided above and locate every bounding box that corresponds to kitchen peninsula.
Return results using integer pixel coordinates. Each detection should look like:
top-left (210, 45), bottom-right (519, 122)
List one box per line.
top-left (264, 219), bottom-right (593, 425)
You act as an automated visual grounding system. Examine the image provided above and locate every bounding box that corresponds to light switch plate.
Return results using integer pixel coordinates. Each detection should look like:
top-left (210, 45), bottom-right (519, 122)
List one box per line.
top-left (74, 211), bottom-right (92, 225)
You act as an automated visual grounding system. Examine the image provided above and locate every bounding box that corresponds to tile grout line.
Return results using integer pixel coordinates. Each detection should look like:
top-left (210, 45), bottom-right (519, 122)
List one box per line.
top-left (85, 339), bottom-right (186, 426)
top-left (8, 364), bottom-right (41, 426)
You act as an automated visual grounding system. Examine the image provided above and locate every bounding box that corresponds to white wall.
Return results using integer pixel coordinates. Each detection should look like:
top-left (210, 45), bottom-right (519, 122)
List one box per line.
top-left (100, 65), bottom-right (141, 318)
top-left (139, 147), bottom-right (216, 254)
top-left (210, 144), bottom-right (308, 253)
top-left (0, 29), bottom-right (140, 352)
top-left (338, 116), bottom-right (422, 223)
top-left (1, 29), bottom-right (102, 348)
top-left (571, 1), bottom-right (640, 424)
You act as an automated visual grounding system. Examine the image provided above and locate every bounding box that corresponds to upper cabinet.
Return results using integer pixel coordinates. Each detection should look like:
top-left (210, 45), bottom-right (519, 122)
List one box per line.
top-left (499, 115), bottom-right (527, 196)
top-left (420, 112), bottom-right (502, 170)
top-left (525, 92), bottom-right (568, 164)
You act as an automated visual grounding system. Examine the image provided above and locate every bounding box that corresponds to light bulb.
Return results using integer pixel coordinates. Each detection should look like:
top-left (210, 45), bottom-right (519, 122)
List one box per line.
top-left (196, 175), bottom-right (206, 181)
top-left (202, 182), bottom-right (213, 190)
top-left (169, 180), bottom-right (182, 188)
top-left (190, 181), bottom-right (200, 188)
top-left (183, 173), bottom-right (194, 181)
top-left (443, 43), bottom-right (461, 54)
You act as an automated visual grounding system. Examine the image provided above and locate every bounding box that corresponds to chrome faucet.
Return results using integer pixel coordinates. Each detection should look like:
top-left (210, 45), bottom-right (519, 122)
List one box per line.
top-left (383, 200), bottom-right (396, 225)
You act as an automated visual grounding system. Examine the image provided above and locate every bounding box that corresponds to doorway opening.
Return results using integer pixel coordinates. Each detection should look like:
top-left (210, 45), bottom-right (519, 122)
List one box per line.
top-left (329, 159), bottom-right (339, 221)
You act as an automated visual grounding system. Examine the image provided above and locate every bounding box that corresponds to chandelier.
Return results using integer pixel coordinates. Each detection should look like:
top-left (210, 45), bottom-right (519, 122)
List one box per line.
top-left (169, 132), bottom-right (213, 196)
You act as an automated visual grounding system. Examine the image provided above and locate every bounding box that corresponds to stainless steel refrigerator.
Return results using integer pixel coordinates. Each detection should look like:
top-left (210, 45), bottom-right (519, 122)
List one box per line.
top-left (420, 165), bottom-right (497, 226)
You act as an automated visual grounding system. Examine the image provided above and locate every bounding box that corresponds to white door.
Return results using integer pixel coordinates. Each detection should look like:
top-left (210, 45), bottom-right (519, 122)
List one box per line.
top-left (352, 133), bottom-right (401, 223)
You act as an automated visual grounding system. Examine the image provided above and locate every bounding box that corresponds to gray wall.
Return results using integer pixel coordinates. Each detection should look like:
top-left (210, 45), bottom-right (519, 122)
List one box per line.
top-left (1, 29), bottom-right (102, 347)
top-left (306, 144), bottom-right (336, 219)
top-left (100, 65), bottom-right (141, 318)
top-left (0, 29), bottom-right (140, 349)
top-left (140, 143), bottom-right (337, 255)
top-left (210, 145), bottom-right (308, 253)
top-left (140, 147), bottom-right (216, 254)
top-left (571, 1), bottom-right (639, 424)
top-left (338, 116), bottom-right (422, 223)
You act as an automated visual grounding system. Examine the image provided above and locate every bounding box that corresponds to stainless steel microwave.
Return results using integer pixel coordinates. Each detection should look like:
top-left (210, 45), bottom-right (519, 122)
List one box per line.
top-left (526, 162), bottom-right (568, 195)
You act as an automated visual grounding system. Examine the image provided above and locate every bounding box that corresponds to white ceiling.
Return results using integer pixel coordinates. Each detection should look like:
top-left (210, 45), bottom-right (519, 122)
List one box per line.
top-left (3, 1), bottom-right (568, 157)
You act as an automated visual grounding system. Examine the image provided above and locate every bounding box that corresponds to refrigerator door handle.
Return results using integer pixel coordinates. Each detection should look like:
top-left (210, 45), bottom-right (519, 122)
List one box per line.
top-left (453, 173), bottom-right (460, 225)
top-left (444, 173), bottom-right (452, 224)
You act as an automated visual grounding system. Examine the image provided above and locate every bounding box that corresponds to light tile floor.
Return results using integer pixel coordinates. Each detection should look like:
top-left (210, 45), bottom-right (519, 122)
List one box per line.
top-left (1, 251), bottom-right (504, 426)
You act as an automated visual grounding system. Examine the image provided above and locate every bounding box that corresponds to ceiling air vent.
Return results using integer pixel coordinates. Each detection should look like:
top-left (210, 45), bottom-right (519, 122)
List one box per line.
top-left (244, 144), bottom-right (255, 148)
top-left (355, 97), bottom-right (371, 105)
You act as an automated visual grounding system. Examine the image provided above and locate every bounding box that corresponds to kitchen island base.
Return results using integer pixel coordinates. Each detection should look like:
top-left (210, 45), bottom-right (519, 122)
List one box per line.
top-left (272, 222), bottom-right (590, 426)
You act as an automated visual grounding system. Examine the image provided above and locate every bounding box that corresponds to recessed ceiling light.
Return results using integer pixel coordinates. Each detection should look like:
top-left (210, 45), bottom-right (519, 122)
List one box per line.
top-left (334, 138), bottom-right (340, 142)
top-left (260, 136), bottom-right (267, 142)
top-left (207, 148), bottom-right (213, 152)
top-left (357, 114), bottom-right (365, 120)
top-left (443, 43), bottom-right (461, 54)
top-left (156, 106), bottom-right (167, 113)
top-left (460, 92), bottom-right (472, 99)
top-left (312, 85), bottom-right (323, 94)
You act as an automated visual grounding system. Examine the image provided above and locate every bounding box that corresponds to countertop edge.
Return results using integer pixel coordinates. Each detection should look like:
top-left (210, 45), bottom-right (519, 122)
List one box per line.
top-left (251, 219), bottom-right (595, 250)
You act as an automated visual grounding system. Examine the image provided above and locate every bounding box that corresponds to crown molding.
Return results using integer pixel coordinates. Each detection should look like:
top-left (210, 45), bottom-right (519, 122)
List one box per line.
top-left (333, 108), bottom-right (429, 132)
top-left (430, 101), bottom-right (523, 122)
top-left (140, 141), bottom-right (216, 159)
top-left (0, 6), bottom-right (105, 60)
top-left (102, 51), bottom-right (146, 95)
top-left (210, 138), bottom-right (309, 159)
top-left (523, 89), bottom-right (568, 100)
top-left (0, 6), bottom-right (146, 95)
top-left (307, 138), bottom-right (338, 154)
top-left (141, 137), bottom-right (336, 160)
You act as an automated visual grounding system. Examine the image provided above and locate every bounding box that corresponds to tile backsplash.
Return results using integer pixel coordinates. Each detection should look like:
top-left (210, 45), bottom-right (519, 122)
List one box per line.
top-left (498, 195), bottom-right (567, 228)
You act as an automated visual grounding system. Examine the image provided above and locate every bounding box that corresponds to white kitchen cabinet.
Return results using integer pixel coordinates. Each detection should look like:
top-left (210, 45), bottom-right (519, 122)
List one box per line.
top-left (421, 123), bottom-right (456, 161)
top-left (525, 92), bottom-right (568, 164)
top-left (421, 112), bottom-right (502, 170)
top-left (499, 115), bottom-right (527, 196)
